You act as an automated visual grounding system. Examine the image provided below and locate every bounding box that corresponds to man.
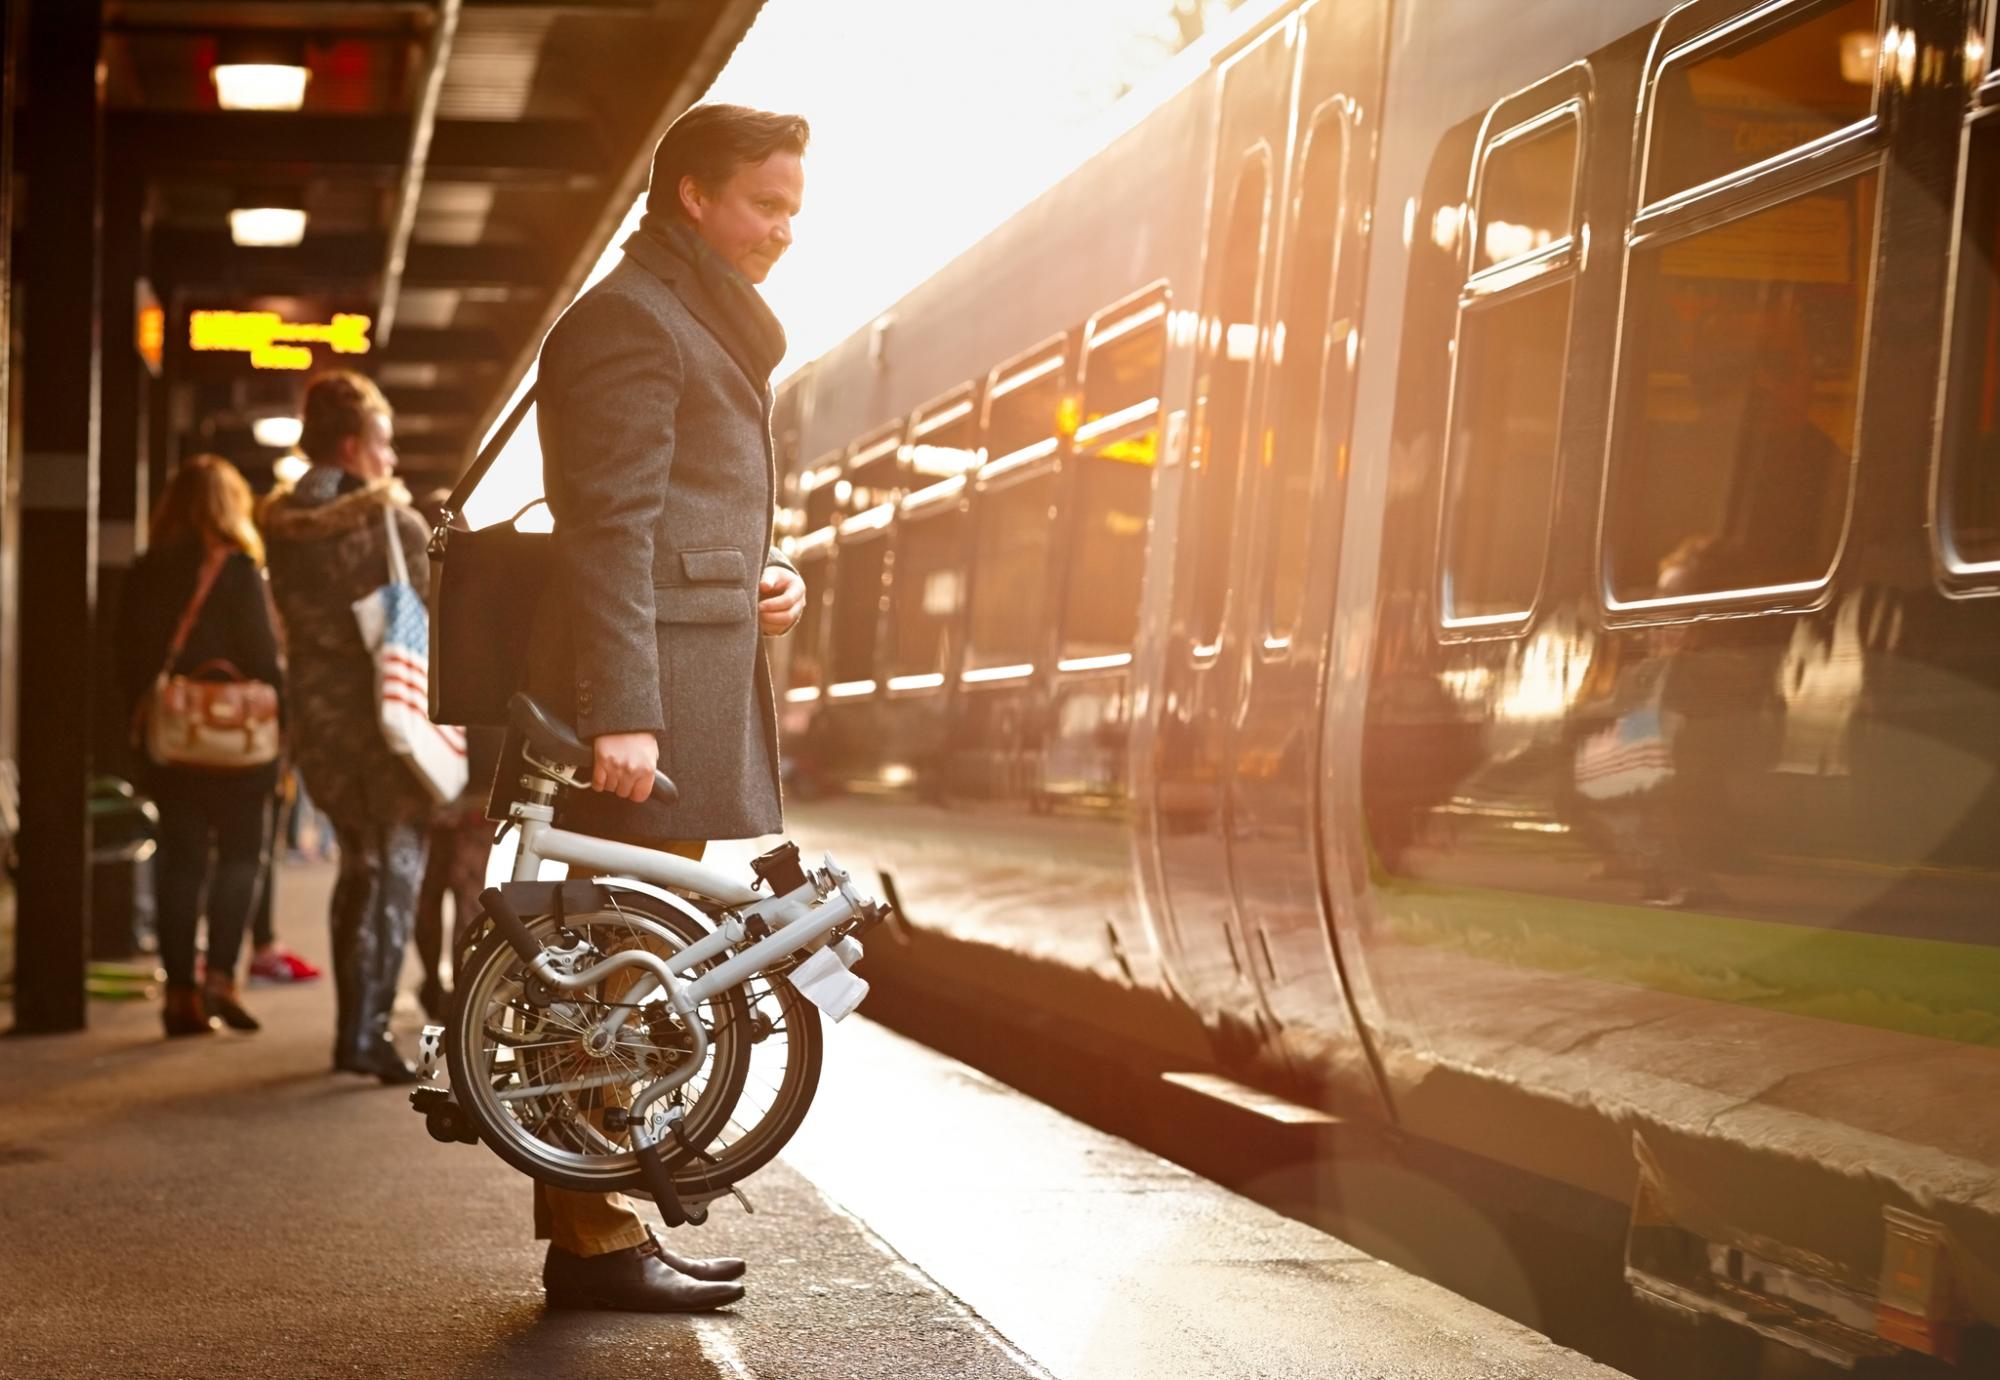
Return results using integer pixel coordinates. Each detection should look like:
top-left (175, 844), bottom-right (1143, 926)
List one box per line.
top-left (524, 103), bottom-right (810, 1313)
top-left (263, 372), bottom-right (431, 1083)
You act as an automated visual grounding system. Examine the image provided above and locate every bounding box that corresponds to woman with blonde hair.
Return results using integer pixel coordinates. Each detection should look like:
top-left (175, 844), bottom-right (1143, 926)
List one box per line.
top-left (118, 454), bottom-right (284, 1036)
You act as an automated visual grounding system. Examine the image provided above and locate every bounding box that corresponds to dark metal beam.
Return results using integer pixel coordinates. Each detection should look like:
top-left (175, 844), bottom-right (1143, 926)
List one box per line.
top-left (109, 0), bottom-right (683, 24)
top-left (379, 325), bottom-right (501, 361)
top-left (392, 430), bottom-right (471, 456)
top-left (376, 0), bottom-right (459, 345)
top-left (109, 113), bottom-right (605, 183)
top-left (381, 385), bottom-right (475, 415)
top-left (151, 228), bottom-right (552, 289)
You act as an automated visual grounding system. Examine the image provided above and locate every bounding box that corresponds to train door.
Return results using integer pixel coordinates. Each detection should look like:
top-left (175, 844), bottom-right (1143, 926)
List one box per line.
top-left (1221, 0), bottom-right (1387, 1103)
top-left (1151, 14), bottom-right (1298, 1024)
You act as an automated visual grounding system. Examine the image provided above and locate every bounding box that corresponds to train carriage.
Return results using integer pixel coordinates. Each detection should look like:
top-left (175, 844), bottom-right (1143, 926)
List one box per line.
top-left (470, 0), bottom-right (2000, 1364)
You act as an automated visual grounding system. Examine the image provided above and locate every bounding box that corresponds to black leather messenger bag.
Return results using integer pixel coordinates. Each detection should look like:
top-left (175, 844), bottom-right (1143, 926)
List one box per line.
top-left (427, 388), bottom-right (550, 727)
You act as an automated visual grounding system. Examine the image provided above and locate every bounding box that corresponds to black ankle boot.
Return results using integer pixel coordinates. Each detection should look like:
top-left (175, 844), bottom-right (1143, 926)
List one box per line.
top-left (163, 985), bottom-right (217, 1037)
top-left (334, 1038), bottom-right (418, 1085)
top-left (417, 975), bottom-right (448, 1022)
top-left (203, 981), bottom-right (260, 1033)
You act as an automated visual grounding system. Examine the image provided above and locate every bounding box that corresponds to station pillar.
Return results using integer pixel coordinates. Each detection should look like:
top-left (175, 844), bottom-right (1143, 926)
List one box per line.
top-left (12, 0), bottom-right (105, 1033)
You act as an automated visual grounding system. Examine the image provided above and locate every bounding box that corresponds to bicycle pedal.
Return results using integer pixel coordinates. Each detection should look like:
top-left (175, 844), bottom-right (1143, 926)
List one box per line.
top-left (417, 1024), bottom-right (446, 1080)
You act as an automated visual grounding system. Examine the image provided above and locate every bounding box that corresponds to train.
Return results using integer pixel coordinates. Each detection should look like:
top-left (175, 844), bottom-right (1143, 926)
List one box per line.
top-left (745, 0), bottom-right (2000, 1367)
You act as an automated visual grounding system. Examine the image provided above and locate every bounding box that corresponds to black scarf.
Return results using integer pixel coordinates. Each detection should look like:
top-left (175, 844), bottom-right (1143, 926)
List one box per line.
top-left (628, 212), bottom-right (788, 388)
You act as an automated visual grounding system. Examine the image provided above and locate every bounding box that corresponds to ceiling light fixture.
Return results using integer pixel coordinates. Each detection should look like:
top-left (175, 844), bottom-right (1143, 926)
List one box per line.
top-left (212, 33), bottom-right (311, 112)
top-left (213, 62), bottom-right (310, 111)
top-left (252, 416), bottom-right (304, 449)
top-left (229, 206), bottom-right (308, 247)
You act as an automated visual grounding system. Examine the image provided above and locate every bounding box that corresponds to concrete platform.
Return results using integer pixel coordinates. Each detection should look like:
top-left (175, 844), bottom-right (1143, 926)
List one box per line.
top-left (0, 860), bottom-right (1628, 1379)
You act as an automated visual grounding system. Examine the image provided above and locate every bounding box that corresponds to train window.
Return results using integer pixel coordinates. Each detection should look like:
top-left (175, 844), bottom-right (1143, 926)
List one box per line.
top-left (909, 394), bottom-right (981, 480)
top-left (1439, 105), bottom-right (1580, 628)
top-left (828, 534), bottom-right (887, 685)
top-left (846, 430), bottom-right (905, 514)
top-left (788, 548), bottom-right (831, 691)
top-left (887, 498), bottom-right (968, 679)
top-left (1062, 292), bottom-right (1166, 662)
top-left (1189, 156), bottom-right (1270, 650)
top-left (1081, 303), bottom-right (1166, 431)
top-left (965, 468), bottom-right (1057, 669)
top-left (1939, 120), bottom-right (2000, 571)
top-left (800, 456), bottom-right (842, 533)
top-left (1443, 285), bottom-right (1573, 621)
top-left (1475, 118), bottom-right (1576, 272)
top-left (986, 347), bottom-right (1066, 465)
top-left (1644, 0), bottom-right (1877, 205)
top-left (1264, 111), bottom-right (1349, 637)
top-left (1605, 170), bottom-right (1876, 602)
top-left (1062, 454), bottom-right (1151, 661)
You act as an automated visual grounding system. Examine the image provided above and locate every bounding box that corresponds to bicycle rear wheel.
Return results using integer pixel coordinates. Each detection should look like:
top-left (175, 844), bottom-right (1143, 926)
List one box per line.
top-left (445, 887), bottom-right (822, 1199)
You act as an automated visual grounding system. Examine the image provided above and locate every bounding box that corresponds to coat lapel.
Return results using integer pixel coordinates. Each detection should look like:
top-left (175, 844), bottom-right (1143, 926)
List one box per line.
top-left (622, 232), bottom-right (771, 401)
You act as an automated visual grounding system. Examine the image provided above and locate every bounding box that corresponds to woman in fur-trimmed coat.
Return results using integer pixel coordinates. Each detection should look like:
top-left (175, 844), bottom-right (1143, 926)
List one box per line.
top-left (262, 371), bottom-right (432, 1083)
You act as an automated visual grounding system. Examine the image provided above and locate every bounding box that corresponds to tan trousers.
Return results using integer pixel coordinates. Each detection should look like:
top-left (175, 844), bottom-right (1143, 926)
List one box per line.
top-left (534, 837), bottom-right (706, 1257)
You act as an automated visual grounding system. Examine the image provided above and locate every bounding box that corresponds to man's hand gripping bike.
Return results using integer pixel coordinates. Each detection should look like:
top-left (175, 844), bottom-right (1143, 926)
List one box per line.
top-left (410, 694), bottom-right (892, 1228)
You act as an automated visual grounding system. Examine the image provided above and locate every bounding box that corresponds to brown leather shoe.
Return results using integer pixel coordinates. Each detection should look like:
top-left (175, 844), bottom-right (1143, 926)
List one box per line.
top-left (162, 985), bottom-right (217, 1038)
top-left (643, 1227), bottom-right (746, 1283)
top-left (543, 1240), bottom-right (744, 1312)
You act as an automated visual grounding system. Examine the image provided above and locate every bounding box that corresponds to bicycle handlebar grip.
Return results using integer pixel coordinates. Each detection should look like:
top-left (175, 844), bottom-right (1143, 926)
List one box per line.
top-left (651, 770), bottom-right (679, 807)
top-left (479, 887), bottom-right (542, 966)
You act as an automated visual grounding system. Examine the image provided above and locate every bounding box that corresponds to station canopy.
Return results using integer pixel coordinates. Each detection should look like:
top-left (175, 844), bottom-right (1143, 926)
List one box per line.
top-left (111, 0), bottom-right (766, 483)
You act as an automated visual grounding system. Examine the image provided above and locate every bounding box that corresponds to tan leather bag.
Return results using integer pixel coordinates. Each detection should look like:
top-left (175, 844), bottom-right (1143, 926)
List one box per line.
top-left (141, 551), bottom-right (281, 771)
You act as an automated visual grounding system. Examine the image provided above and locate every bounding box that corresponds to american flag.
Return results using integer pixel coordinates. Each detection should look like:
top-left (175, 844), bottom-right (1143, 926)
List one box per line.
top-left (1573, 704), bottom-right (1674, 801)
top-left (377, 581), bottom-right (467, 796)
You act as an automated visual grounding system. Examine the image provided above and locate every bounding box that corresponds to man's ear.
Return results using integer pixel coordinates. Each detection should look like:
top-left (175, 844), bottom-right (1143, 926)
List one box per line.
top-left (677, 173), bottom-right (706, 224)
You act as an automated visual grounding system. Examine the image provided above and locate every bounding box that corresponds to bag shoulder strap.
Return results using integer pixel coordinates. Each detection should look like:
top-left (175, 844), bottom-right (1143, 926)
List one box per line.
top-left (444, 384), bottom-right (536, 519)
top-left (383, 504), bottom-right (411, 587)
top-left (162, 549), bottom-right (229, 675)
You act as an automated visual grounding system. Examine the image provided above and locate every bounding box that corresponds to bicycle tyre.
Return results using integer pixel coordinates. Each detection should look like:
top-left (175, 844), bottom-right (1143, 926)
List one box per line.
top-left (445, 891), bottom-right (749, 1193)
top-left (446, 888), bottom-right (824, 1198)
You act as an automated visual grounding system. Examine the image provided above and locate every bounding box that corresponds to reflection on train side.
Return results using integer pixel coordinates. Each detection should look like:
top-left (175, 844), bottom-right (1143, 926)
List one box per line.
top-left (754, 0), bottom-right (2000, 1363)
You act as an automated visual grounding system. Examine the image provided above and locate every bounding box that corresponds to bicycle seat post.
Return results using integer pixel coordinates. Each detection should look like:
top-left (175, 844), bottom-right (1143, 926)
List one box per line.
top-left (507, 766), bottom-right (560, 882)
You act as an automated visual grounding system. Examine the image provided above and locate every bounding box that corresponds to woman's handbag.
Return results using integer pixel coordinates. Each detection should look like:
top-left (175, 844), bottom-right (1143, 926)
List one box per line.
top-left (142, 551), bottom-right (282, 771)
top-left (354, 506), bottom-right (469, 803)
top-left (426, 389), bottom-right (550, 727)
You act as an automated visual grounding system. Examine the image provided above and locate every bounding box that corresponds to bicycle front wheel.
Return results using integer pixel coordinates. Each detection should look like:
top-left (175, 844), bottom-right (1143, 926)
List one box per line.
top-left (445, 887), bottom-right (822, 1199)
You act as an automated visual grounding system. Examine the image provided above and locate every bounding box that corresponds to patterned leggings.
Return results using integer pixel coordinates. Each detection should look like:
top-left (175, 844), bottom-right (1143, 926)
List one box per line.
top-left (326, 816), bottom-right (429, 1065)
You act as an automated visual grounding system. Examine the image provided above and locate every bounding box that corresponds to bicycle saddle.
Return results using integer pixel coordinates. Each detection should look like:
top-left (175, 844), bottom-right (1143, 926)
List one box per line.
top-left (508, 692), bottom-right (679, 806)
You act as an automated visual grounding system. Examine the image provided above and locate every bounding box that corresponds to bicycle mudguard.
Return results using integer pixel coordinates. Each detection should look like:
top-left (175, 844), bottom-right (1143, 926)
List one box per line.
top-left (490, 879), bottom-right (617, 921)
top-left (477, 880), bottom-right (618, 964)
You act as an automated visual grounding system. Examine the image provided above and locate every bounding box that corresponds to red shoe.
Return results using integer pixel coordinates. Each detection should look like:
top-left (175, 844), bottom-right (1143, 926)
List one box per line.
top-left (248, 947), bottom-right (322, 984)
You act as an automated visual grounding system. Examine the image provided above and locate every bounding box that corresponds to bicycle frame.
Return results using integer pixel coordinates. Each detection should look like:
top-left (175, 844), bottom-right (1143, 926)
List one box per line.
top-left (497, 797), bottom-right (868, 1113)
top-left (426, 751), bottom-right (887, 1229)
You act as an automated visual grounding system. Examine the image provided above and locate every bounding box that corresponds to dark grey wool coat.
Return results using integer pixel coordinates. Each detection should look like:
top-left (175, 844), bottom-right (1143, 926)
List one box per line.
top-left (526, 230), bottom-right (794, 843)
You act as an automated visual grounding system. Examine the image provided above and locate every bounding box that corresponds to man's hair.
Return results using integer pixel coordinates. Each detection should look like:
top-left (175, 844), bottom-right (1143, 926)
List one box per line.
top-left (299, 369), bottom-right (391, 466)
top-left (645, 103), bottom-right (810, 220)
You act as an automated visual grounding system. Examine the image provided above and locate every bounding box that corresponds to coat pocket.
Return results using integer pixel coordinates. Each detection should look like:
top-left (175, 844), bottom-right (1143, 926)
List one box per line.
top-left (679, 547), bottom-right (748, 585)
top-left (655, 584), bottom-right (751, 625)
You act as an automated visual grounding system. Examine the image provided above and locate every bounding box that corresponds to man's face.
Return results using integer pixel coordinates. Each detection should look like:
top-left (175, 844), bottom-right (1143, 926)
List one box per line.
top-left (341, 409), bottom-right (398, 482)
top-left (680, 150), bottom-right (804, 284)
